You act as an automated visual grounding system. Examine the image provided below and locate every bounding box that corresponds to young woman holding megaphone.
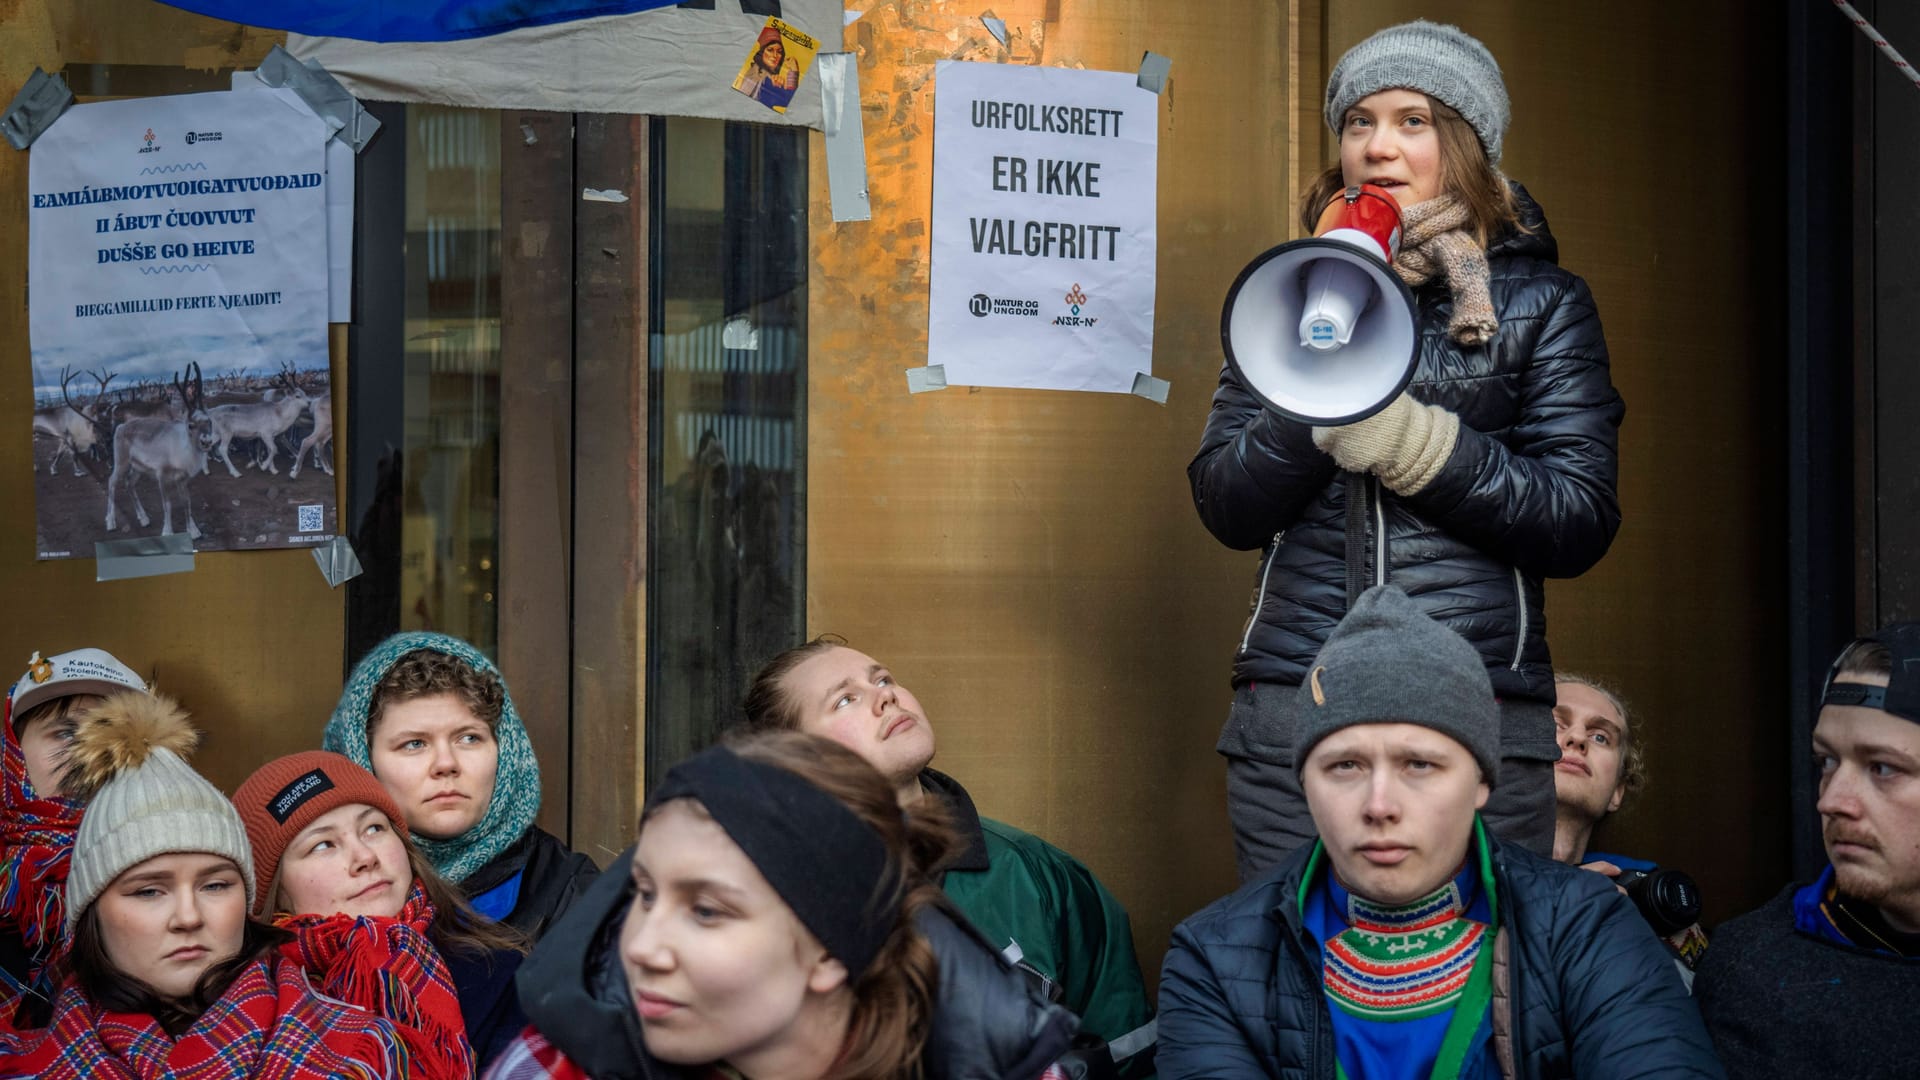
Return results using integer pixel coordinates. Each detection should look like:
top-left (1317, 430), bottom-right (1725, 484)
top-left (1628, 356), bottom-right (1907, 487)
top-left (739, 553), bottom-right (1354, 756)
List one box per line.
top-left (1193, 20), bottom-right (1624, 878)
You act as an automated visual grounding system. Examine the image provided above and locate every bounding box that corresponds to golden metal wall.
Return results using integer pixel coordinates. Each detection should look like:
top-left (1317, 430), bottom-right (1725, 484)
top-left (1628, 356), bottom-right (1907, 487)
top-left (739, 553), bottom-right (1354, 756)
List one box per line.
top-left (808, 0), bottom-right (1787, 987)
top-left (0, 4), bottom-right (341, 795)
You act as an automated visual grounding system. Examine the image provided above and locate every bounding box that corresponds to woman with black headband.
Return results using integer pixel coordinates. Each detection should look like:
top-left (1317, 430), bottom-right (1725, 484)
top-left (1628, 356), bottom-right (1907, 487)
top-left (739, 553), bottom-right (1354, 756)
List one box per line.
top-left (486, 731), bottom-right (1082, 1079)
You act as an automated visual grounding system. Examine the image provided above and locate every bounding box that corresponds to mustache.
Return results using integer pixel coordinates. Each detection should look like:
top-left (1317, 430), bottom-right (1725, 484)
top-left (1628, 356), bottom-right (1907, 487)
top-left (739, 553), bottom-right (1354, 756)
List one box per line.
top-left (1825, 826), bottom-right (1878, 850)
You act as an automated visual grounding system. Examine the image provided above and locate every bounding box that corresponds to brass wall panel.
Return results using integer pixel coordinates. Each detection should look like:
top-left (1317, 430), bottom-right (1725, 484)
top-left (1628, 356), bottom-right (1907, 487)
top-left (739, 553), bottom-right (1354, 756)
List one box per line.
top-left (1327, 1), bottom-right (1789, 919)
top-left (0, 3), bottom-right (341, 795)
top-left (808, 0), bottom-right (1298, 977)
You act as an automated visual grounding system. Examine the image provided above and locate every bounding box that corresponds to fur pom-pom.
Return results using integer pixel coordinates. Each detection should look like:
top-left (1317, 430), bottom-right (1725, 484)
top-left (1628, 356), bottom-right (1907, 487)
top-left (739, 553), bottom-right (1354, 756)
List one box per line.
top-left (61, 689), bottom-right (199, 801)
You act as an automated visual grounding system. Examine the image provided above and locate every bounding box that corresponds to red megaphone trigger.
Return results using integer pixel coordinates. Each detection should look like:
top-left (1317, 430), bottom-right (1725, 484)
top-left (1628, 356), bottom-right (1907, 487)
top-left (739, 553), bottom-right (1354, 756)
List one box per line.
top-left (1312, 183), bottom-right (1403, 263)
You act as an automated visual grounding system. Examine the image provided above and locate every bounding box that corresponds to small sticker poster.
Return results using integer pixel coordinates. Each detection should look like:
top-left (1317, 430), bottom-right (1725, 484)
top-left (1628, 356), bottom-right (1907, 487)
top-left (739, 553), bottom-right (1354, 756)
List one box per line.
top-left (731, 17), bottom-right (819, 114)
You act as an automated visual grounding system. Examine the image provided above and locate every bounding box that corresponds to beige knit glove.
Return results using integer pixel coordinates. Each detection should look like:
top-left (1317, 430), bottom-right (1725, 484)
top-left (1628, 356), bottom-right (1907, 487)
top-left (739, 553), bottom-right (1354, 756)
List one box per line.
top-left (1311, 393), bottom-right (1461, 496)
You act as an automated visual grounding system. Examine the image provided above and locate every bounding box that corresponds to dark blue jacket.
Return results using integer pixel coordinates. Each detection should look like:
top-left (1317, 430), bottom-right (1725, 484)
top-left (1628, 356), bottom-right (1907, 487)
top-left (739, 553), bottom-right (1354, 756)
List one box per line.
top-left (1191, 185), bottom-right (1624, 731)
top-left (1158, 835), bottom-right (1722, 1079)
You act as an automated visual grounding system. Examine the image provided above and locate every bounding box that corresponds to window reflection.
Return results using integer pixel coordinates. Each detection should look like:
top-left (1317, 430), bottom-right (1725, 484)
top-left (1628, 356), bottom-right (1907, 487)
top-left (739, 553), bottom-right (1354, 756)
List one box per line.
top-left (647, 117), bottom-right (807, 773)
top-left (400, 106), bottom-right (501, 655)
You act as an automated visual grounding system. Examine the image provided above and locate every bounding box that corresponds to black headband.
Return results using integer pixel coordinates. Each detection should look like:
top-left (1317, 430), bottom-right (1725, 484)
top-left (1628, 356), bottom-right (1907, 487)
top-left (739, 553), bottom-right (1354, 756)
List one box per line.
top-left (647, 746), bottom-right (895, 979)
top-left (1820, 621), bottom-right (1920, 724)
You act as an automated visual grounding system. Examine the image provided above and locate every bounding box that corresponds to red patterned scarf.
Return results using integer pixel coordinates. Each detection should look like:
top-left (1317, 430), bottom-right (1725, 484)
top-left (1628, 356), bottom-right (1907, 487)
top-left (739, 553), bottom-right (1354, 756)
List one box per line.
top-left (0, 691), bottom-right (84, 1022)
top-left (0, 949), bottom-right (406, 1078)
top-left (277, 879), bottom-right (473, 1080)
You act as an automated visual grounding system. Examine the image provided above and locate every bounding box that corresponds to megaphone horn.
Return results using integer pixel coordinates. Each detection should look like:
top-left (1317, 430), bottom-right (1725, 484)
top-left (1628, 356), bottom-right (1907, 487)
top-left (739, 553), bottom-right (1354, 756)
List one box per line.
top-left (1220, 184), bottom-right (1420, 426)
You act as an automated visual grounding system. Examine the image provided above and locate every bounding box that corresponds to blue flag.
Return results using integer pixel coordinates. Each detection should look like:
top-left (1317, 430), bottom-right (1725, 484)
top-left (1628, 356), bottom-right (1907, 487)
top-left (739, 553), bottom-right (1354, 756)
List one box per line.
top-left (154, 0), bottom-right (698, 43)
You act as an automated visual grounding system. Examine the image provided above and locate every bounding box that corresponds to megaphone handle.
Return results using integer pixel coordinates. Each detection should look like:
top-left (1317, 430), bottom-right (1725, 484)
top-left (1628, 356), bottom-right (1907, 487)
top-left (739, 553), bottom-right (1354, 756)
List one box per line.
top-left (1343, 471), bottom-right (1370, 606)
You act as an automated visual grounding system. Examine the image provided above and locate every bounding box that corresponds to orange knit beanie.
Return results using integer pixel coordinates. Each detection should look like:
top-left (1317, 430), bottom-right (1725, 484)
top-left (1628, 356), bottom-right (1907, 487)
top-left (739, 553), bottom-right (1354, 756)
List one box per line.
top-left (234, 750), bottom-right (408, 916)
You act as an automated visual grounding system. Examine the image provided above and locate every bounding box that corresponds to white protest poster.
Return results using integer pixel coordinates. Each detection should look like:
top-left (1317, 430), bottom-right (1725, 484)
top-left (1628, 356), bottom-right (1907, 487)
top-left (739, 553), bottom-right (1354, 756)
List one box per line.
top-left (232, 72), bottom-right (356, 322)
top-left (27, 91), bottom-right (338, 560)
top-left (928, 61), bottom-right (1159, 393)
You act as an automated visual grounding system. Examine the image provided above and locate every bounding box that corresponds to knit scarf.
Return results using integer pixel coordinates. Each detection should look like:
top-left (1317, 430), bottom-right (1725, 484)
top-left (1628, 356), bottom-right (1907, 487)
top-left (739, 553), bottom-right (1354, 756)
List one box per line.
top-left (0, 950), bottom-right (407, 1079)
top-left (323, 632), bottom-right (541, 884)
top-left (1393, 195), bottom-right (1499, 346)
top-left (0, 690), bottom-right (83, 1019)
top-left (277, 879), bottom-right (473, 1080)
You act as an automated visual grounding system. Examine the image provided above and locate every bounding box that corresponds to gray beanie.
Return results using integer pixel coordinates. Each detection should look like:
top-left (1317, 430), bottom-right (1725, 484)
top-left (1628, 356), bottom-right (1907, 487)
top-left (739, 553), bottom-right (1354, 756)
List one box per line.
top-left (1292, 584), bottom-right (1500, 786)
top-left (62, 691), bottom-right (255, 930)
top-left (1325, 20), bottom-right (1510, 166)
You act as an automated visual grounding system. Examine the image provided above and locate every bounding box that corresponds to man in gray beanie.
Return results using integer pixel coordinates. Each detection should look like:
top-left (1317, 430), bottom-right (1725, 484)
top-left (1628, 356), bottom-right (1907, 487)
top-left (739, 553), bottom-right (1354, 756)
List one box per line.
top-left (1158, 587), bottom-right (1722, 1079)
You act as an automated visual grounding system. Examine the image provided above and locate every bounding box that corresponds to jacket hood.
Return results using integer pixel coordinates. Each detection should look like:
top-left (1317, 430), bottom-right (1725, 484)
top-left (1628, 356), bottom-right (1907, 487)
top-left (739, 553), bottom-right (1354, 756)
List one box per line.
top-left (514, 845), bottom-right (652, 1079)
top-left (323, 631), bottom-right (542, 884)
top-left (516, 846), bottom-right (1080, 1080)
top-left (1489, 180), bottom-right (1558, 264)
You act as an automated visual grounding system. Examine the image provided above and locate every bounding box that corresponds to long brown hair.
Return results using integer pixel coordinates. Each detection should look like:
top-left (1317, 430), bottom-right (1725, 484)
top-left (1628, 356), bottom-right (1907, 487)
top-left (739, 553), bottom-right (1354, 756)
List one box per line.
top-left (650, 730), bottom-right (959, 1080)
top-left (65, 886), bottom-right (296, 1036)
top-left (1299, 95), bottom-right (1523, 248)
top-left (267, 827), bottom-right (528, 956)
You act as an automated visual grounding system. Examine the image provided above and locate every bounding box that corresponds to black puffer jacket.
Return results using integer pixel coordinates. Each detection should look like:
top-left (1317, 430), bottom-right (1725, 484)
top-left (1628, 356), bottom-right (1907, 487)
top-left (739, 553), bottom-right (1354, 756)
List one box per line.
top-left (1157, 835), bottom-right (1724, 1079)
top-left (1191, 186), bottom-right (1623, 724)
top-left (463, 824), bottom-right (601, 941)
top-left (511, 846), bottom-right (1080, 1080)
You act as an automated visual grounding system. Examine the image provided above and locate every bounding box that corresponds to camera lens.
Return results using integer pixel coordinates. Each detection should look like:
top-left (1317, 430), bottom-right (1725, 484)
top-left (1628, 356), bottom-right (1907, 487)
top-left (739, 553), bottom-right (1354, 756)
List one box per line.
top-left (1619, 869), bottom-right (1702, 937)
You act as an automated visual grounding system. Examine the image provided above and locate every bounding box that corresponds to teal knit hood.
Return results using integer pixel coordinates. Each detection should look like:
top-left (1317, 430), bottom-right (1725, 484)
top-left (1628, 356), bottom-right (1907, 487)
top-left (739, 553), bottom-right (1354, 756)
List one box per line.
top-left (324, 631), bottom-right (541, 884)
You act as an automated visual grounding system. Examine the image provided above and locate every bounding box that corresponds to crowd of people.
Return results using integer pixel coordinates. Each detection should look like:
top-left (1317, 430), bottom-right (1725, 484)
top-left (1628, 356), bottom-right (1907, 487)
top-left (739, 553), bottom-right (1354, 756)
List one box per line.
top-left (1, 15), bottom-right (1913, 1080)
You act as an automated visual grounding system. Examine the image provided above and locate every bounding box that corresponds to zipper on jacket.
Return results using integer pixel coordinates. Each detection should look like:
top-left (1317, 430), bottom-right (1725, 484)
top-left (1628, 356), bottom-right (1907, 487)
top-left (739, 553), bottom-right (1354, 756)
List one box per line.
top-left (1372, 478), bottom-right (1388, 587)
top-left (1510, 566), bottom-right (1527, 671)
top-left (1239, 530), bottom-right (1285, 655)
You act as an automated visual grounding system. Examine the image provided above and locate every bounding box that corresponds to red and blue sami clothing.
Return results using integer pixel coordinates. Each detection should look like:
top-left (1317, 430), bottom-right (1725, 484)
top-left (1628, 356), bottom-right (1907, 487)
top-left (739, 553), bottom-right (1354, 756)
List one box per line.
top-left (0, 691), bottom-right (83, 1026)
top-left (1300, 832), bottom-right (1500, 1080)
top-left (0, 950), bottom-right (406, 1079)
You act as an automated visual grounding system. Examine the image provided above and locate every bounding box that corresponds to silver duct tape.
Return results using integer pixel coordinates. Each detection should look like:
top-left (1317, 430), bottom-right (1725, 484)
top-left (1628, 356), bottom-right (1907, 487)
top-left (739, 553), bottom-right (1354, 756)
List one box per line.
top-left (3, 68), bottom-right (75, 151)
top-left (1136, 51), bottom-right (1172, 94)
top-left (313, 536), bottom-right (364, 588)
top-left (1130, 371), bottom-right (1170, 404)
top-left (905, 365), bottom-right (948, 394)
top-left (256, 44), bottom-right (382, 152)
top-left (817, 53), bottom-right (871, 223)
top-left (95, 534), bottom-right (195, 582)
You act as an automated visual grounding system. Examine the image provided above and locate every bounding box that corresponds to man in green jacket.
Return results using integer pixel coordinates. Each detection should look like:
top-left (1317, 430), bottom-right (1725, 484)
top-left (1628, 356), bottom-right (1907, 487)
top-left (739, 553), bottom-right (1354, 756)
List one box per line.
top-left (741, 638), bottom-right (1157, 1078)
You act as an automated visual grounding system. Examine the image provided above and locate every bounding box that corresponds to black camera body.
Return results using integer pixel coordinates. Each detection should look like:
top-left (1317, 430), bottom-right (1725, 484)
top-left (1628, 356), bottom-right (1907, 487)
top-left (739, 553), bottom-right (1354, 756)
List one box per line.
top-left (1613, 868), bottom-right (1702, 937)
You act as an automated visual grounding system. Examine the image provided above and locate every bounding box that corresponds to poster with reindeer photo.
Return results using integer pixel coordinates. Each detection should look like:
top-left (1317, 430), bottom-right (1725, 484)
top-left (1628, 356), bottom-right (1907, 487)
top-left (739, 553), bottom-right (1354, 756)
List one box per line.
top-left (26, 89), bottom-right (337, 560)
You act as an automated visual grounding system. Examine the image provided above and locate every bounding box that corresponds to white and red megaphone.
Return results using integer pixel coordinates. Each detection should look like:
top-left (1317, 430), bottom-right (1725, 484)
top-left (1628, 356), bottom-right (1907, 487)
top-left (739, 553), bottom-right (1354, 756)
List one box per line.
top-left (1220, 184), bottom-right (1419, 425)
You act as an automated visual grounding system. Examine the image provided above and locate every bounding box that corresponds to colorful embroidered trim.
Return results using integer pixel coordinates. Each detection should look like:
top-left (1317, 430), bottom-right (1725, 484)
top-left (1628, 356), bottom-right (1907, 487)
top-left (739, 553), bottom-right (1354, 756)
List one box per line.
top-left (1325, 879), bottom-right (1488, 1021)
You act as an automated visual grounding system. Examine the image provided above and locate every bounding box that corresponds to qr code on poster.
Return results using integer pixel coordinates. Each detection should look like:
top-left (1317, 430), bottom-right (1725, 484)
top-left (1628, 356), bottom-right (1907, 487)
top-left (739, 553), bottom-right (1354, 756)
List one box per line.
top-left (297, 505), bottom-right (324, 533)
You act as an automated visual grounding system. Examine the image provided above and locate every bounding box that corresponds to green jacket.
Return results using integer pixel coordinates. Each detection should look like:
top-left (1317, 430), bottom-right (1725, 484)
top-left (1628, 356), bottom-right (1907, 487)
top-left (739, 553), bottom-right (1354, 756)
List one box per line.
top-left (924, 769), bottom-right (1157, 1079)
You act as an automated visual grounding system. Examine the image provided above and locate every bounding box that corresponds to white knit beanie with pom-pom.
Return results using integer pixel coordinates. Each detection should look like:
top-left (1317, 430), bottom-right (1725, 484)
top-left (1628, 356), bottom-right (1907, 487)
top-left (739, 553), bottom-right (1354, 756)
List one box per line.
top-left (62, 690), bottom-right (255, 929)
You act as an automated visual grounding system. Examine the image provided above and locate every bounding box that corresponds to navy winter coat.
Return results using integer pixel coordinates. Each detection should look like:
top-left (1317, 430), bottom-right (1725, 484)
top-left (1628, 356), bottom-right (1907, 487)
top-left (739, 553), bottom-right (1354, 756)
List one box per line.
top-left (1190, 186), bottom-right (1624, 721)
top-left (1157, 835), bottom-right (1723, 1079)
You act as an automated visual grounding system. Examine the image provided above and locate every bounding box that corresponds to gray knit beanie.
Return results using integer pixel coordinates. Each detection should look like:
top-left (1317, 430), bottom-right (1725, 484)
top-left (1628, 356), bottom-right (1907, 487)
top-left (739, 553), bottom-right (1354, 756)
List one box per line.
top-left (1325, 20), bottom-right (1510, 166)
top-left (62, 691), bottom-right (255, 930)
top-left (1292, 584), bottom-right (1501, 786)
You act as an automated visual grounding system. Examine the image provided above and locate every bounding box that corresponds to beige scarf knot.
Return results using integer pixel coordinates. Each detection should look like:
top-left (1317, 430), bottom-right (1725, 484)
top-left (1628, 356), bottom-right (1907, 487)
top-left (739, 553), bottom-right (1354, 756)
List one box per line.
top-left (1393, 196), bottom-right (1498, 346)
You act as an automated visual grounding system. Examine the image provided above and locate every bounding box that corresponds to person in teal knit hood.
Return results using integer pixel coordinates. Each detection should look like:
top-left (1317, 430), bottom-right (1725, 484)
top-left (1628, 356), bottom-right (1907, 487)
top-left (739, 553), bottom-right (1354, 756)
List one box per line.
top-left (325, 632), bottom-right (599, 945)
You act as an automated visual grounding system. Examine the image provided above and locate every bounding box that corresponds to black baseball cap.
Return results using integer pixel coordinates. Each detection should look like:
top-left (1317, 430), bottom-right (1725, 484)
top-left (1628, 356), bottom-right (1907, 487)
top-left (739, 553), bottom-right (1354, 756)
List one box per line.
top-left (1820, 622), bottom-right (1920, 724)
